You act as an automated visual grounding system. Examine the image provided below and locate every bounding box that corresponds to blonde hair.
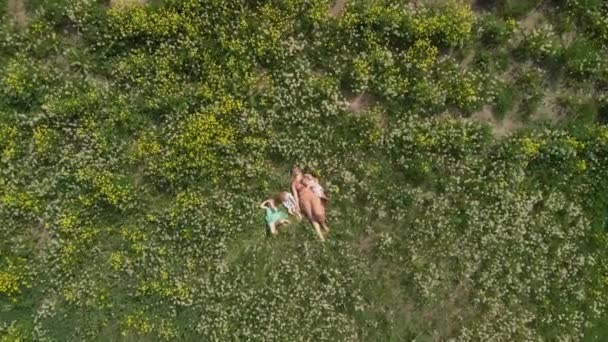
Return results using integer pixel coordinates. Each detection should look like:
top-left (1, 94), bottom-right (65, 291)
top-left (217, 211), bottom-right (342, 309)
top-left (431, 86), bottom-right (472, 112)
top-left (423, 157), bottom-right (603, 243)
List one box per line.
top-left (291, 165), bottom-right (302, 178)
top-left (277, 191), bottom-right (291, 202)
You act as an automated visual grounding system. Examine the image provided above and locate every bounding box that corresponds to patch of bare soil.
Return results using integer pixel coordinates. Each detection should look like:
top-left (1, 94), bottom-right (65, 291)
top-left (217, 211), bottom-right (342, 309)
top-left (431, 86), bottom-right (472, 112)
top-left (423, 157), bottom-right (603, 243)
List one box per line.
top-left (521, 9), bottom-right (544, 34)
top-left (357, 233), bottom-right (378, 253)
top-left (30, 223), bottom-right (54, 251)
top-left (470, 105), bottom-right (522, 137)
top-left (7, 0), bottom-right (27, 27)
top-left (460, 50), bottom-right (476, 67)
top-left (531, 89), bottom-right (565, 123)
top-left (328, 0), bottom-right (347, 18)
top-left (347, 93), bottom-right (373, 113)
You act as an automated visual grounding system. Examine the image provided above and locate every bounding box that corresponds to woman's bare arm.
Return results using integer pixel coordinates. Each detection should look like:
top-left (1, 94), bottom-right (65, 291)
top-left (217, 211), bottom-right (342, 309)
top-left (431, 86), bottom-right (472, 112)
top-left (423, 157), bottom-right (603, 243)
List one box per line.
top-left (291, 182), bottom-right (299, 207)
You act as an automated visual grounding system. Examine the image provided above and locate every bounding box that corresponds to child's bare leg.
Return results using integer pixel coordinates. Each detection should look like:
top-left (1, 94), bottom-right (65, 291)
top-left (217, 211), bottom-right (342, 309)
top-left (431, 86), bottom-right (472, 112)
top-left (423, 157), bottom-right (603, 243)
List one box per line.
top-left (289, 208), bottom-right (302, 221)
top-left (321, 222), bottom-right (329, 233)
top-left (269, 222), bottom-right (278, 236)
top-left (311, 221), bottom-right (325, 242)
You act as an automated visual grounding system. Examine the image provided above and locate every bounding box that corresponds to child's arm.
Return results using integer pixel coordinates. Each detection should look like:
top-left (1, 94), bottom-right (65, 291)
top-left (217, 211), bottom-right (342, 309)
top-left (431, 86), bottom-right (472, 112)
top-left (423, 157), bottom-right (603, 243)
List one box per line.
top-left (259, 200), bottom-right (269, 209)
top-left (267, 200), bottom-right (277, 210)
top-left (261, 199), bottom-right (277, 210)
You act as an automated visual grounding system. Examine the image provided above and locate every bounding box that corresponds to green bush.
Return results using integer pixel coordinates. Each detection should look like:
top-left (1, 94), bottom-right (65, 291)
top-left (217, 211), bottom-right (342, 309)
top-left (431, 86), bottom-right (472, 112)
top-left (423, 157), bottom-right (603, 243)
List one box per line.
top-left (500, 0), bottom-right (543, 18)
top-left (494, 83), bottom-right (518, 119)
top-left (440, 61), bottom-right (496, 115)
top-left (564, 38), bottom-right (605, 79)
top-left (516, 24), bottom-right (564, 67)
top-left (410, 1), bottom-right (476, 47)
top-left (514, 66), bottom-right (545, 117)
top-left (478, 15), bottom-right (517, 47)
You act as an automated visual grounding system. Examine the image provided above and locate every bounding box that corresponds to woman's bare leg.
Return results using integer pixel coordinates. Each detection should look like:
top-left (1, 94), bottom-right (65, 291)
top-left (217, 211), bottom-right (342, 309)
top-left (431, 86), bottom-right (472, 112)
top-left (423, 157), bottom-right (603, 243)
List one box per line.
top-left (311, 221), bottom-right (325, 242)
top-left (321, 222), bottom-right (329, 233)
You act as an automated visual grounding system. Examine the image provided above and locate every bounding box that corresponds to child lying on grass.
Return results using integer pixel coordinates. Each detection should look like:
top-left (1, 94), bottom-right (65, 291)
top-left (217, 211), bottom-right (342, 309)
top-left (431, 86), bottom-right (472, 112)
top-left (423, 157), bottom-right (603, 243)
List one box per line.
top-left (259, 198), bottom-right (290, 236)
top-left (278, 191), bottom-right (302, 221)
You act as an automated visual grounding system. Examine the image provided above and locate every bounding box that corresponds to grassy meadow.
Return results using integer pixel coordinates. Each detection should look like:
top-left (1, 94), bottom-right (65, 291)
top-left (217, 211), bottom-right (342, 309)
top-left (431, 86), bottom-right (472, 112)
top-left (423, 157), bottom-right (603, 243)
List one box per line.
top-left (1, 0), bottom-right (608, 340)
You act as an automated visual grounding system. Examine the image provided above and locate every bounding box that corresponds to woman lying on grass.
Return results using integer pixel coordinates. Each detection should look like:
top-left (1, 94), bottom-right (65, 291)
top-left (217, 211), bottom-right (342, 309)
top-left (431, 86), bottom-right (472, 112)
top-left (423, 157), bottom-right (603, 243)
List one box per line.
top-left (291, 166), bottom-right (330, 242)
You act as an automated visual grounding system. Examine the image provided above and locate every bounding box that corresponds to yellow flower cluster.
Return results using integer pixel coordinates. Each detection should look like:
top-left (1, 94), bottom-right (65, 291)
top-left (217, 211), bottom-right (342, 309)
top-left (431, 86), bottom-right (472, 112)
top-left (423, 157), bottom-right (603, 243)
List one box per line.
top-left (521, 137), bottom-right (543, 157)
top-left (415, 133), bottom-right (435, 147)
top-left (405, 39), bottom-right (439, 72)
top-left (76, 170), bottom-right (131, 208)
top-left (0, 272), bottom-right (22, 297)
top-left (177, 113), bottom-right (234, 150)
top-left (577, 159), bottom-right (587, 172)
top-left (122, 311), bottom-right (177, 340)
top-left (91, 173), bottom-right (130, 206)
top-left (121, 226), bottom-right (148, 255)
top-left (110, 251), bottom-right (126, 271)
top-left (162, 112), bottom-right (236, 182)
top-left (122, 311), bottom-right (153, 336)
top-left (217, 97), bottom-right (244, 114)
top-left (1, 59), bottom-right (32, 98)
top-left (33, 126), bottom-right (55, 153)
top-left (259, 4), bottom-right (290, 43)
top-left (108, 5), bottom-right (181, 39)
top-left (412, 2), bottom-right (475, 46)
top-left (565, 136), bottom-right (586, 150)
top-left (57, 213), bottom-right (79, 234)
top-left (133, 133), bottom-right (162, 160)
top-left (0, 124), bottom-right (18, 160)
top-left (0, 322), bottom-right (27, 342)
top-left (0, 258), bottom-right (29, 298)
top-left (1, 192), bottom-right (39, 213)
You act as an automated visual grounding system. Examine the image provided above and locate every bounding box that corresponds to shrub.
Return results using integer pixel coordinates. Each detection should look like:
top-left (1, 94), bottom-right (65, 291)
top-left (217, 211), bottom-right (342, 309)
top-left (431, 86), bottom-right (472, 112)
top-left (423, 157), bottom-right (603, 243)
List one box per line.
top-left (411, 1), bottom-right (476, 47)
top-left (478, 15), bottom-right (517, 47)
top-left (0, 258), bottom-right (30, 300)
top-left (0, 56), bottom-right (46, 108)
top-left (494, 84), bottom-right (518, 119)
top-left (106, 3), bottom-right (181, 42)
top-left (500, 0), bottom-right (543, 18)
top-left (564, 38), bottom-right (605, 79)
top-left (516, 24), bottom-right (563, 67)
top-left (404, 38), bottom-right (439, 72)
top-left (440, 61), bottom-right (496, 115)
top-left (514, 66), bottom-right (545, 117)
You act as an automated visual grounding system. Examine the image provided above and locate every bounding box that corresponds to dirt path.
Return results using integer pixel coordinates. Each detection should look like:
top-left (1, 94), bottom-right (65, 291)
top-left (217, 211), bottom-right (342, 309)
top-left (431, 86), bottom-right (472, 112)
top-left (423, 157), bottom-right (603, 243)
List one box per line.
top-left (7, 0), bottom-right (27, 27)
top-left (329, 0), bottom-right (347, 18)
top-left (347, 93), bottom-right (372, 113)
top-left (521, 9), bottom-right (544, 33)
top-left (470, 105), bottom-right (522, 137)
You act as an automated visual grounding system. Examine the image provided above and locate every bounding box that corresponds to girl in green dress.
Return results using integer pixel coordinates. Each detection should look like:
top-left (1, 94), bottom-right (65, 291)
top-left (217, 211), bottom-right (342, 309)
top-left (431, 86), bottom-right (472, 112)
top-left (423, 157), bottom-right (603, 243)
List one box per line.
top-left (259, 198), bottom-right (290, 236)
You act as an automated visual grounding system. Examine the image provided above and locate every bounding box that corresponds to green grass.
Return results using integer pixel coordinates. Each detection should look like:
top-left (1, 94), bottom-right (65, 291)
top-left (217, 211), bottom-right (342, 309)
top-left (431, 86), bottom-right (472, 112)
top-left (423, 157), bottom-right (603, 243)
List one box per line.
top-left (1, 0), bottom-right (608, 341)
